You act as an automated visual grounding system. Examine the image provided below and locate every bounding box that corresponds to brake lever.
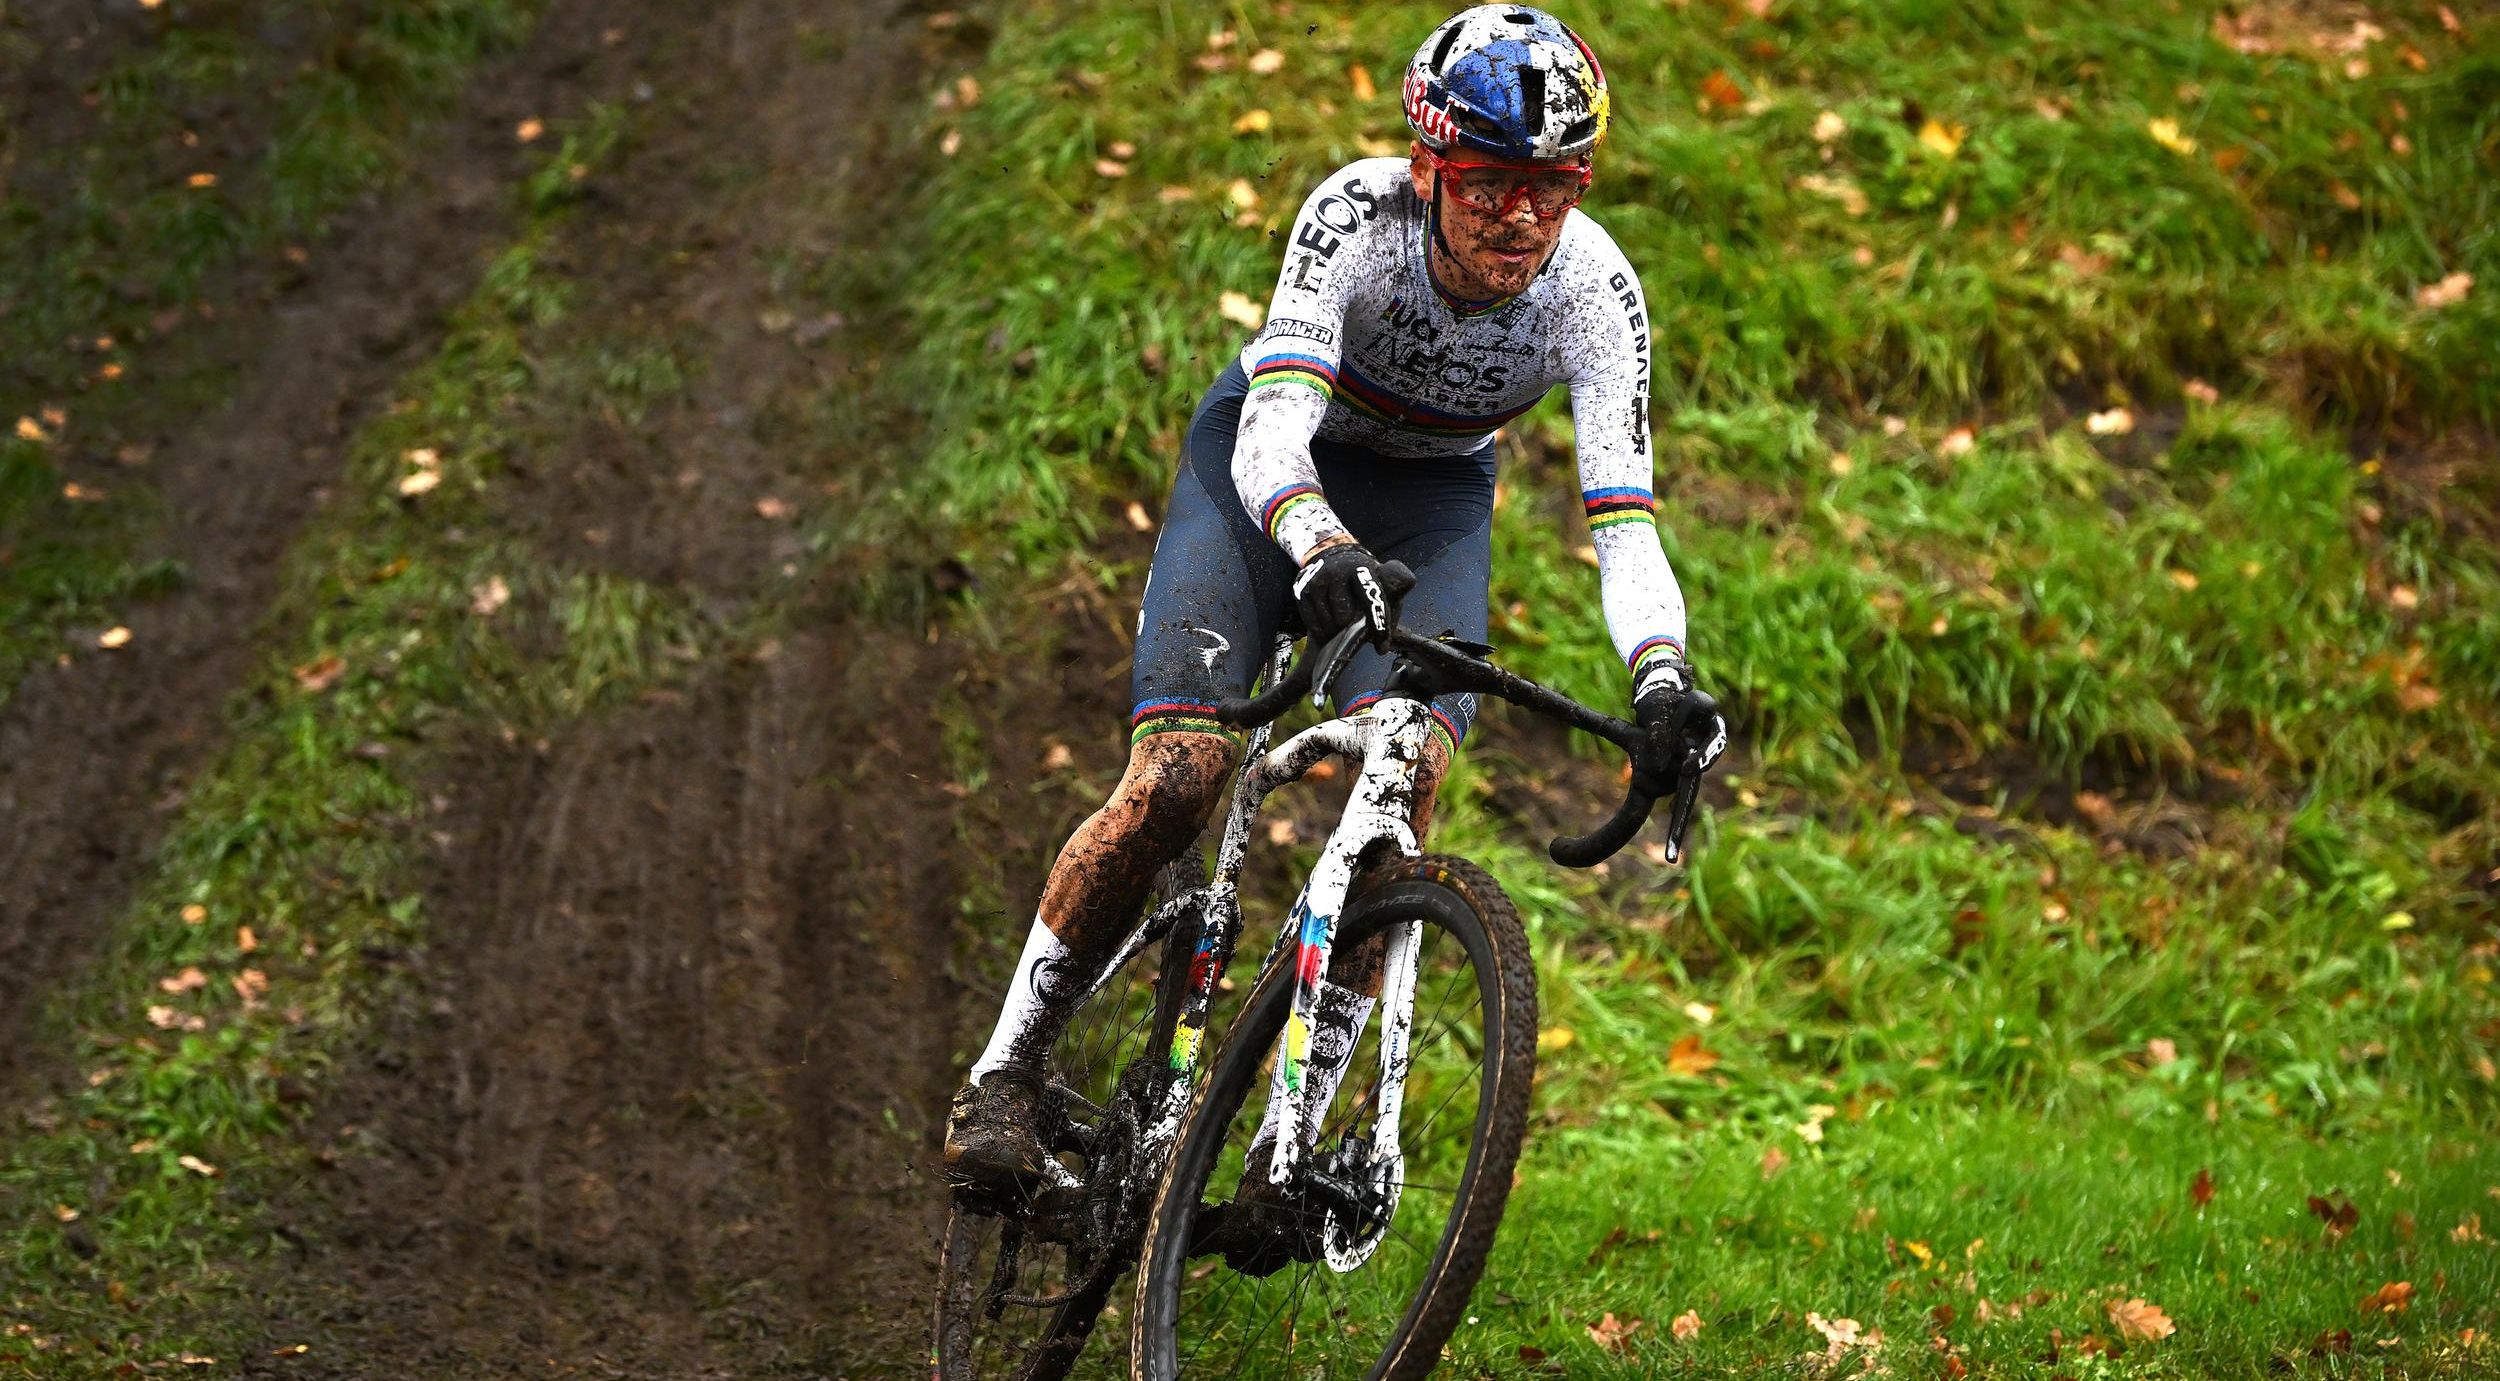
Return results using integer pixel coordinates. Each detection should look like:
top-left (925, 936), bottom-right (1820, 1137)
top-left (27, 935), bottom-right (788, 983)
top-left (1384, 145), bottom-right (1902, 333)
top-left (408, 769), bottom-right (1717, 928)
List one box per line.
top-left (1308, 622), bottom-right (1369, 708)
top-left (1659, 749), bottom-right (1706, 865)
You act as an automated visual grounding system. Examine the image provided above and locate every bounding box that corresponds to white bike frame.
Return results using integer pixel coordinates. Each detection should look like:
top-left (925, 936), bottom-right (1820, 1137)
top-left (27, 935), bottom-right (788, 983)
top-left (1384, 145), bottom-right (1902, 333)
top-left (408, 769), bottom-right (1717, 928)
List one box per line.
top-left (1088, 635), bottom-right (1433, 1268)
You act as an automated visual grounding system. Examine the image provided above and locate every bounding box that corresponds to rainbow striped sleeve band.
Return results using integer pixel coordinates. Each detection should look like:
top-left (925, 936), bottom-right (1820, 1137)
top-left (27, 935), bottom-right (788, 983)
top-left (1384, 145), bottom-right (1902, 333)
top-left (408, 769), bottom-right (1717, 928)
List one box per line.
top-left (1131, 698), bottom-right (1239, 745)
top-left (1259, 483), bottom-right (1326, 544)
top-left (1583, 486), bottom-right (1658, 532)
top-left (1629, 634), bottom-right (1686, 678)
top-left (1248, 351), bottom-right (1337, 401)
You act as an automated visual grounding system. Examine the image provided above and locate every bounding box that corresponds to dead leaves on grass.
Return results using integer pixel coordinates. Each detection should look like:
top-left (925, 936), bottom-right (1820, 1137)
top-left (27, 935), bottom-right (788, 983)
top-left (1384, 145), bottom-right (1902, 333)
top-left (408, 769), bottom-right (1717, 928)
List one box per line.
top-left (2359, 1280), bottom-right (2414, 1314)
top-left (1587, 1311), bottom-right (1641, 1353)
top-left (2108, 1297), bottom-right (2177, 1341)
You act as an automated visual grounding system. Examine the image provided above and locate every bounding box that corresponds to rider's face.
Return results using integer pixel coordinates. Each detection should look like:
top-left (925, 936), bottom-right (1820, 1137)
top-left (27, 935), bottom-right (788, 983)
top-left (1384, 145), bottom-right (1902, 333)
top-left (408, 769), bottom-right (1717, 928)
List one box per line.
top-left (1407, 143), bottom-right (1576, 300)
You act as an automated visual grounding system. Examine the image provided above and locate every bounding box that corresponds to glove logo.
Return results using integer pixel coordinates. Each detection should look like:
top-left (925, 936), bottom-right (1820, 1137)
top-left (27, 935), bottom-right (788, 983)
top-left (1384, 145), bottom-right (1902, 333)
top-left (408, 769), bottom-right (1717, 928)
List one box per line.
top-left (1356, 567), bottom-right (1387, 631)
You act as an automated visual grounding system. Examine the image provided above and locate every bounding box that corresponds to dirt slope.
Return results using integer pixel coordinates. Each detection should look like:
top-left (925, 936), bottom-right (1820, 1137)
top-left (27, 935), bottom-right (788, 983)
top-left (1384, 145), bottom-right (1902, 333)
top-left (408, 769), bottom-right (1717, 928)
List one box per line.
top-left (0, 0), bottom-right (656, 1090)
top-left (205, 0), bottom-right (1056, 1372)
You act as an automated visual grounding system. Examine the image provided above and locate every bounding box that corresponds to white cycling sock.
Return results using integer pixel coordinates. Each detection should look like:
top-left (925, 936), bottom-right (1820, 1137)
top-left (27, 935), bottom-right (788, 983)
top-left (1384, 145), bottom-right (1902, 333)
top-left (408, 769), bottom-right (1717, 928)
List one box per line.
top-left (968, 916), bottom-right (1082, 1085)
top-left (1250, 980), bottom-right (1376, 1154)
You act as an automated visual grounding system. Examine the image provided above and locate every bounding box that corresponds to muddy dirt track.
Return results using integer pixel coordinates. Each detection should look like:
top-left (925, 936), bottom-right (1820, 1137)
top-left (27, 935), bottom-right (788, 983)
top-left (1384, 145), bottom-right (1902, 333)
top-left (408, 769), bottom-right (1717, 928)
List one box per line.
top-left (0, 0), bottom-right (1084, 1373)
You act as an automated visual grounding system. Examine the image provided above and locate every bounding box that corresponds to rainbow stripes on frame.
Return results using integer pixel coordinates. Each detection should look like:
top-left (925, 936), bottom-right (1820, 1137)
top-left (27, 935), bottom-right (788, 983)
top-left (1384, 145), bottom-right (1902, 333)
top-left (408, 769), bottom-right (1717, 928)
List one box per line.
top-left (1130, 697), bottom-right (1238, 744)
top-left (1583, 485), bottom-right (1657, 532)
top-left (1249, 351), bottom-right (1336, 401)
top-left (1344, 690), bottom-right (1464, 752)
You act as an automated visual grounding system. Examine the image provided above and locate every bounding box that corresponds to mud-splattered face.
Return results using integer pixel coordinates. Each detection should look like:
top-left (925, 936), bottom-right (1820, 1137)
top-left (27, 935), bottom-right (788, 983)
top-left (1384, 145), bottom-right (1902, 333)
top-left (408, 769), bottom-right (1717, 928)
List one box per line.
top-left (1407, 144), bottom-right (1574, 301)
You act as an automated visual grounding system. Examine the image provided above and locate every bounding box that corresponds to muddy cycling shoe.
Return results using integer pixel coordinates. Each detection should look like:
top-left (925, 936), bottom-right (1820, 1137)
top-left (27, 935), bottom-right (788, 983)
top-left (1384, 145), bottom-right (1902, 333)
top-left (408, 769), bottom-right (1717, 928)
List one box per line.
top-left (942, 1069), bottom-right (1051, 1209)
top-left (1192, 1146), bottom-right (1324, 1278)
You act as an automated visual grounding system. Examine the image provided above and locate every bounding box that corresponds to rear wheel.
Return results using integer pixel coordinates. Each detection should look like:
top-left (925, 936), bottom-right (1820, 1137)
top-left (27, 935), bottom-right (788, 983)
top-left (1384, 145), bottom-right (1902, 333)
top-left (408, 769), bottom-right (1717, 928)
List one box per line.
top-left (1129, 855), bottom-right (1536, 1381)
top-left (934, 856), bottom-right (1207, 1380)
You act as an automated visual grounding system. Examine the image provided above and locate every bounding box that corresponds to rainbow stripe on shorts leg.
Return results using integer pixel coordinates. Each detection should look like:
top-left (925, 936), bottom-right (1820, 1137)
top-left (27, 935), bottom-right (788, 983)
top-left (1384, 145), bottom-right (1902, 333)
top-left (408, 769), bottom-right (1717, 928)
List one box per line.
top-left (1130, 697), bottom-right (1237, 744)
top-left (1583, 485), bottom-right (1658, 533)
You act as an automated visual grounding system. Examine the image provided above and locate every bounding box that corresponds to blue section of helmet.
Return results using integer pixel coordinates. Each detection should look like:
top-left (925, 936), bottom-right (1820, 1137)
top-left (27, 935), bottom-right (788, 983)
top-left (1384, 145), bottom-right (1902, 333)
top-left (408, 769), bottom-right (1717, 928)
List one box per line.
top-left (1436, 27), bottom-right (1581, 158)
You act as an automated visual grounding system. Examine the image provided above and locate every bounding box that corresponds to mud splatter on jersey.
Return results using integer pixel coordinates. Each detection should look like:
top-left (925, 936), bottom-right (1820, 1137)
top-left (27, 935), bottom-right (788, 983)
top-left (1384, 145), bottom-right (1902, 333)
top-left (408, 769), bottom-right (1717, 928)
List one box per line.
top-left (1231, 157), bottom-right (1689, 686)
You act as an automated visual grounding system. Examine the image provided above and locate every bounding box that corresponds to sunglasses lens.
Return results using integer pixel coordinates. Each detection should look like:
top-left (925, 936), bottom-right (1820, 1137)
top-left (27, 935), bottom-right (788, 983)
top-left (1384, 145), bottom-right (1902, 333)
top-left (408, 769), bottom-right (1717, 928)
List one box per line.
top-left (1440, 161), bottom-right (1586, 218)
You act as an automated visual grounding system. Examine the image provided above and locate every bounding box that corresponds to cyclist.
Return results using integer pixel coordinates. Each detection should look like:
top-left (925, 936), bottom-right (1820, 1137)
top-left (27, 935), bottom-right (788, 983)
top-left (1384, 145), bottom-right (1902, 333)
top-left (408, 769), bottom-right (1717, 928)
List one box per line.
top-left (944, 4), bottom-right (1728, 1209)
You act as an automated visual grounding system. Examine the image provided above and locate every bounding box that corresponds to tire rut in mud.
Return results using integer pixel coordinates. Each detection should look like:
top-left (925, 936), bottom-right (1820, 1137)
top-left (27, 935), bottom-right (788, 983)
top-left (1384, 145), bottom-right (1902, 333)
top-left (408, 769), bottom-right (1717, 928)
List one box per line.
top-left (257, 628), bottom-right (972, 1376)
top-left (0, 0), bottom-right (656, 1093)
top-left (220, 0), bottom-right (1015, 1371)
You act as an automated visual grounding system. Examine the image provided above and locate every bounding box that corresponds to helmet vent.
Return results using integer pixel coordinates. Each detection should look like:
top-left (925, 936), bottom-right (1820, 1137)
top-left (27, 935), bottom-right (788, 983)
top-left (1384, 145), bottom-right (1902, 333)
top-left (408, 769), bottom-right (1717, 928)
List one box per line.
top-left (1504, 8), bottom-right (1536, 21)
top-left (1430, 25), bottom-right (1465, 73)
top-left (1520, 66), bottom-right (1546, 123)
top-left (1561, 115), bottom-right (1597, 147)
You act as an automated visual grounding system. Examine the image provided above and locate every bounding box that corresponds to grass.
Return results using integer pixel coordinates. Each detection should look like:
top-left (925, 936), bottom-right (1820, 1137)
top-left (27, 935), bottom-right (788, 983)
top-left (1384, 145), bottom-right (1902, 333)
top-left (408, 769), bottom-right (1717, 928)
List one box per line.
top-left (868, 0), bottom-right (2500, 1373)
top-left (0, 0), bottom-right (543, 706)
top-left (0, 0), bottom-right (2491, 1374)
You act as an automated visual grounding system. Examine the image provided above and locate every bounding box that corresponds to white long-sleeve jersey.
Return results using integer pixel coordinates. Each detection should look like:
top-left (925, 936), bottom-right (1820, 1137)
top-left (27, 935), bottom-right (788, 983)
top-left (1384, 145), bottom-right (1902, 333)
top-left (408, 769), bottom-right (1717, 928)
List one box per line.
top-left (1230, 157), bottom-right (1691, 688)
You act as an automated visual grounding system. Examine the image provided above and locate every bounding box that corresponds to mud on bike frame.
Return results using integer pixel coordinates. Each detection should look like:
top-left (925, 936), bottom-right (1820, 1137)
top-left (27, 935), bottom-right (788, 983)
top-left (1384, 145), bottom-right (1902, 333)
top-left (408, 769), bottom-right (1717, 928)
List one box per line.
top-left (1088, 611), bottom-right (1710, 1227)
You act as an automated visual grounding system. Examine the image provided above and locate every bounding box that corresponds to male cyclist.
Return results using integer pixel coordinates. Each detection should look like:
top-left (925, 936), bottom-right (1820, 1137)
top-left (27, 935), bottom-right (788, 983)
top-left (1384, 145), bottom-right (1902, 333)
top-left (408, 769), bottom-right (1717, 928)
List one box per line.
top-left (944, 5), bottom-right (1727, 1212)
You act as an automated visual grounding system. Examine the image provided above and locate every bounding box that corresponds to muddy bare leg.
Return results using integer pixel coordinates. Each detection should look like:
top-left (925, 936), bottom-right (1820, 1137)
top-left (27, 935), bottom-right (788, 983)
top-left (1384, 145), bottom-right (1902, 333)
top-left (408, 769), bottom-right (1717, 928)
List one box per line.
top-left (967, 732), bottom-right (1236, 1080)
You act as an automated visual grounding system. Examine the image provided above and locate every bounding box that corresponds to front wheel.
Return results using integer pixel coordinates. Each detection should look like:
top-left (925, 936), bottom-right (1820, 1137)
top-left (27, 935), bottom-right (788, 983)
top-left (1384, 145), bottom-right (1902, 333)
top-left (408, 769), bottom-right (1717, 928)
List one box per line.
top-left (1129, 855), bottom-right (1536, 1381)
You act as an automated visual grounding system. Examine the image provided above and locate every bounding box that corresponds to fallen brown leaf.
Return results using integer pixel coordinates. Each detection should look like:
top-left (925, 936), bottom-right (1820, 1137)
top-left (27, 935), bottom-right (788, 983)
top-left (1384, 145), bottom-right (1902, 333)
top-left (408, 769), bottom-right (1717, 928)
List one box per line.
top-left (1588, 1312), bottom-right (1642, 1353)
top-left (2415, 272), bottom-right (2473, 309)
top-left (2359, 1281), bottom-right (2413, 1314)
top-left (1667, 1032), bottom-right (1720, 1076)
top-left (2191, 1166), bottom-right (2215, 1207)
top-left (292, 655), bottom-right (347, 693)
top-left (2109, 1297), bottom-right (2176, 1341)
top-left (2309, 1193), bottom-right (2359, 1235)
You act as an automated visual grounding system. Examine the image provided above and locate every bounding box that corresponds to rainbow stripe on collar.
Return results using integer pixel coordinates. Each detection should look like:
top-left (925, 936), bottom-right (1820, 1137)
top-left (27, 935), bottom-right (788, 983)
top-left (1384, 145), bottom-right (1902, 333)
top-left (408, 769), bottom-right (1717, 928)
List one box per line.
top-left (1583, 485), bottom-right (1657, 532)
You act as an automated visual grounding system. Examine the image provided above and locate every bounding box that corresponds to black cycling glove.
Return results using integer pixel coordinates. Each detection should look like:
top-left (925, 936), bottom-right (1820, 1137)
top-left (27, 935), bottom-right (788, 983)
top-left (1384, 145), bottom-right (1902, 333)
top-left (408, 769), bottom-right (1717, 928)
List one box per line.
top-left (1633, 658), bottom-right (1729, 780)
top-left (1291, 542), bottom-right (1409, 648)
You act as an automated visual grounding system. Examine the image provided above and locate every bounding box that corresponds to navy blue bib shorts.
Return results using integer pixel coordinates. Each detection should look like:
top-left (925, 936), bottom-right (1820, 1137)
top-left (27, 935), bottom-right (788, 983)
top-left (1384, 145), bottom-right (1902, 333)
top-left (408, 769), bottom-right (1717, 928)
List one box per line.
top-left (1127, 362), bottom-right (1496, 752)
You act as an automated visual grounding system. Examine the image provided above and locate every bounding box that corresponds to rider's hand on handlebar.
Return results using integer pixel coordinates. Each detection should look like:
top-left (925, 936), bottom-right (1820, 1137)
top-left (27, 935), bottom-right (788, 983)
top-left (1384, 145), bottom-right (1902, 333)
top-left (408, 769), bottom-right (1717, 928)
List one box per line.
top-left (1632, 658), bottom-right (1728, 788)
top-left (1291, 540), bottom-right (1413, 651)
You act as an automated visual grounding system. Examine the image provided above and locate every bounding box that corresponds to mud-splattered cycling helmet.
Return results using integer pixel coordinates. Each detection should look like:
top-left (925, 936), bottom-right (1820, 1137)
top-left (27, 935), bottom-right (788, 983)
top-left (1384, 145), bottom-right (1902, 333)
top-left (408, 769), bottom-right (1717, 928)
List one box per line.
top-left (1402, 5), bottom-right (1610, 164)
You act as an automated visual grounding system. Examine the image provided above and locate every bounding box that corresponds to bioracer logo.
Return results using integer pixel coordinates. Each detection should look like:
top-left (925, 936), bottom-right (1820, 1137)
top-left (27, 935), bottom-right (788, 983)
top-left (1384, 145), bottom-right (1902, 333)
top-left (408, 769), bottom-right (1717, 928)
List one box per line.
top-left (1356, 568), bottom-right (1387, 630)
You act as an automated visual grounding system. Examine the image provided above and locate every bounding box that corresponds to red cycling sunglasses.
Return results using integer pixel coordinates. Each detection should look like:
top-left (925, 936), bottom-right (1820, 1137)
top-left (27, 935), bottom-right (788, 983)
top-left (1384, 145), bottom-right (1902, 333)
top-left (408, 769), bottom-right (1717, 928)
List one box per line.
top-left (1423, 147), bottom-right (1593, 222)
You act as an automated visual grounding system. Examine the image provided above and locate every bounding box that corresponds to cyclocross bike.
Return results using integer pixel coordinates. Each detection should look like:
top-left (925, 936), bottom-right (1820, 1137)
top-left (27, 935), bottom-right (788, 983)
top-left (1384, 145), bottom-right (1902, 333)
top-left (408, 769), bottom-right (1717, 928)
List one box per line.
top-left (932, 577), bottom-right (1720, 1380)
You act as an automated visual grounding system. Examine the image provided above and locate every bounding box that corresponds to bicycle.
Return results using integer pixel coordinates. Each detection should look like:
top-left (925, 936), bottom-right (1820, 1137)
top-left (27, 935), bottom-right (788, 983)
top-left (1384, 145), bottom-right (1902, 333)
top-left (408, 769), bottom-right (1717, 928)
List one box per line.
top-left (932, 581), bottom-right (1720, 1380)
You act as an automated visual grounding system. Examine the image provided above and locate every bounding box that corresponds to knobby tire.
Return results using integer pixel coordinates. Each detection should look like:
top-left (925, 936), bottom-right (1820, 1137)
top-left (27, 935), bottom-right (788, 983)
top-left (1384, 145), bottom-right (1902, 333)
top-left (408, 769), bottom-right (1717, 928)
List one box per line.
top-left (1128, 854), bottom-right (1536, 1381)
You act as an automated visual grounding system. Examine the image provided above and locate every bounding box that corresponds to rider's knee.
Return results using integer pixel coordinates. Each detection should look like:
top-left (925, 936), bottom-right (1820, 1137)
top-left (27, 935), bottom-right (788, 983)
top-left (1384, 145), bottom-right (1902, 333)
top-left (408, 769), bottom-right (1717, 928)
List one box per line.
top-left (1112, 731), bottom-right (1237, 846)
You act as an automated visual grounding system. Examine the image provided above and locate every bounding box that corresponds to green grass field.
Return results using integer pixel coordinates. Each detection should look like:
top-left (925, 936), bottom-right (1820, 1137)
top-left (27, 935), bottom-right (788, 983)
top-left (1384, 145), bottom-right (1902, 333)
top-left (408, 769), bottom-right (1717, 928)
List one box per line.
top-left (880, 0), bottom-right (2498, 1373)
top-left (1, 0), bottom-right (2494, 1375)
